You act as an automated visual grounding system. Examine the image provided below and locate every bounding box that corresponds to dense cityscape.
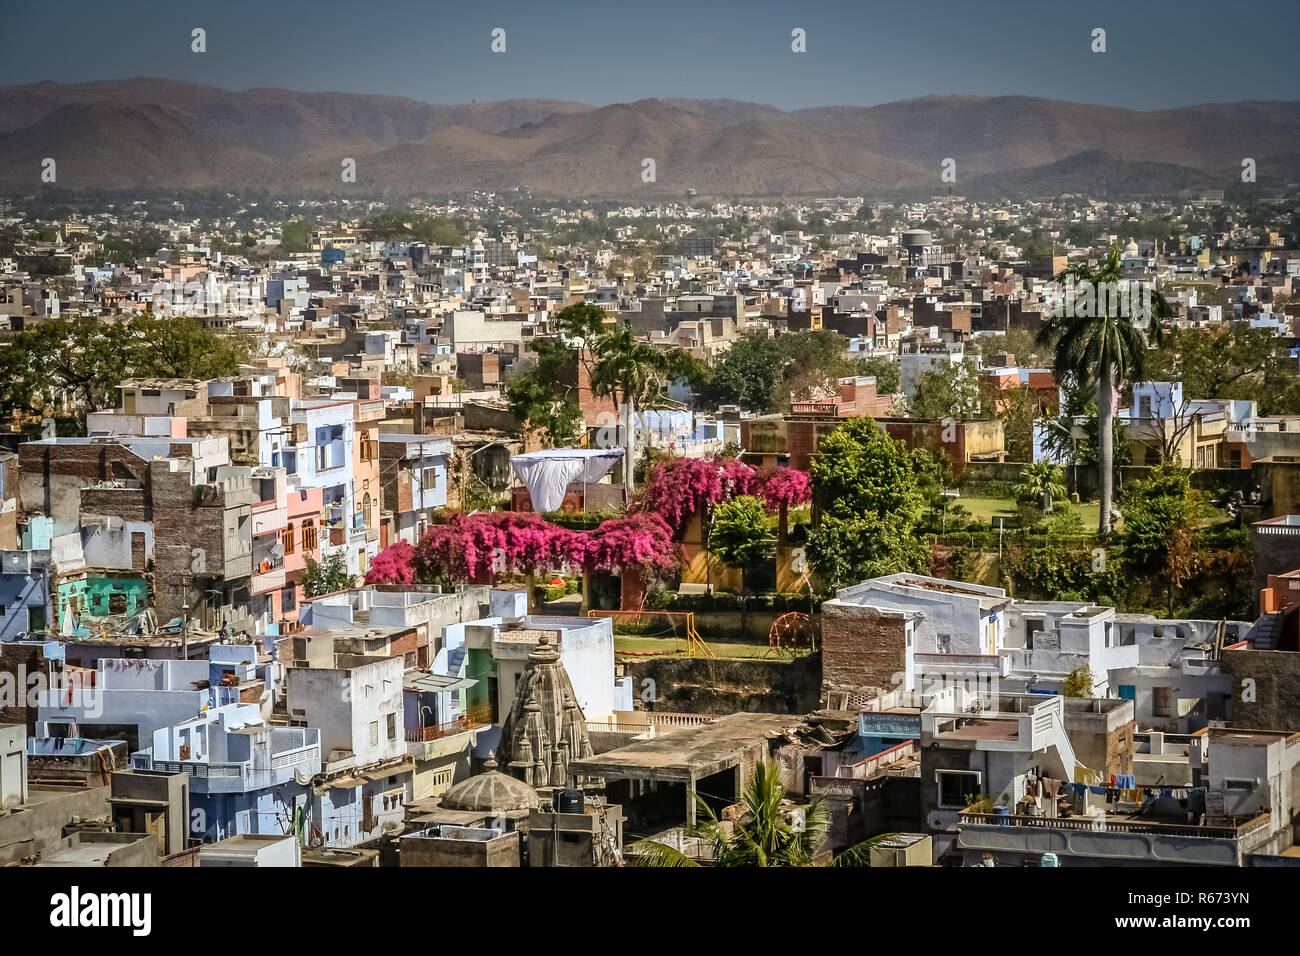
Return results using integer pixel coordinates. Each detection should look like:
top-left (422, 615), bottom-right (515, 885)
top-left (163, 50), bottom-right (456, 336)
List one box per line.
top-left (0, 0), bottom-right (1297, 936)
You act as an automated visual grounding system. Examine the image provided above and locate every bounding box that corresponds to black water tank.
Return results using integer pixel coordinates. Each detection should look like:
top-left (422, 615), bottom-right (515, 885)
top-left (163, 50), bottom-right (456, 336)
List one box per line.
top-left (553, 788), bottom-right (584, 814)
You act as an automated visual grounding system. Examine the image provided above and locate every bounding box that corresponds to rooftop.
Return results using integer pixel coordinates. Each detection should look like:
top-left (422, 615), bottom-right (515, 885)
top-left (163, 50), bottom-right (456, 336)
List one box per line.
top-left (567, 712), bottom-right (802, 783)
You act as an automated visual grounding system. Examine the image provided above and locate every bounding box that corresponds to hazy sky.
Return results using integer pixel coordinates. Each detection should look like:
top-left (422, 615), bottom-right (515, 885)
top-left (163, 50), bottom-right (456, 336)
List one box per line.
top-left (4, 0), bottom-right (1297, 110)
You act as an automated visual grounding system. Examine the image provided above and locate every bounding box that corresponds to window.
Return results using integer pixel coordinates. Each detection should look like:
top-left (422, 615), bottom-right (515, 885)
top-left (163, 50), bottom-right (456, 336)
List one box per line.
top-left (1224, 779), bottom-right (1254, 791)
top-left (283, 522), bottom-right (295, 555)
top-left (369, 721), bottom-right (379, 747)
top-left (937, 770), bottom-right (982, 809)
top-left (281, 585), bottom-right (296, 613)
top-left (303, 523), bottom-right (318, 552)
top-left (421, 467), bottom-right (439, 491)
top-left (1152, 686), bottom-right (1173, 718)
top-left (386, 713), bottom-right (396, 740)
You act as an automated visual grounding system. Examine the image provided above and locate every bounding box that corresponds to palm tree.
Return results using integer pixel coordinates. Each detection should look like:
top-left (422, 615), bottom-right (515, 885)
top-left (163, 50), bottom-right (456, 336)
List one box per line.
top-left (631, 760), bottom-right (895, 867)
top-left (1013, 462), bottom-right (1068, 513)
top-left (590, 322), bottom-right (668, 490)
top-left (1038, 246), bottom-right (1169, 535)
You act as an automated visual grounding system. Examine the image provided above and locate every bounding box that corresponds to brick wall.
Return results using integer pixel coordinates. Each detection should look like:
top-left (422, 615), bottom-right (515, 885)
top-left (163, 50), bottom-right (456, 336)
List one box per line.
top-left (820, 602), bottom-right (909, 702)
top-left (1220, 648), bottom-right (1300, 730)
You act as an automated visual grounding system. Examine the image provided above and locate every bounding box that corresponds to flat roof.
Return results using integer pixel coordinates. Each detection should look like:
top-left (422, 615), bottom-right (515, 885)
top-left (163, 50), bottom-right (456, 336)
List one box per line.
top-left (567, 712), bottom-right (800, 783)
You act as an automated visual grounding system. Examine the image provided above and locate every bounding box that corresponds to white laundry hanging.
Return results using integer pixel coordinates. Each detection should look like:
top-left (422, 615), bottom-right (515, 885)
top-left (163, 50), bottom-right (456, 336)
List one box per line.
top-left (509, 448), bottom-right (623, 513)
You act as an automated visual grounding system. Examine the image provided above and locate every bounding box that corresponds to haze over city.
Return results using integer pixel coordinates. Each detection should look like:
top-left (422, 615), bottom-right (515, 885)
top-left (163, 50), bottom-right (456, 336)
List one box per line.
top-left (0, 0), bottom-right (1295, 929)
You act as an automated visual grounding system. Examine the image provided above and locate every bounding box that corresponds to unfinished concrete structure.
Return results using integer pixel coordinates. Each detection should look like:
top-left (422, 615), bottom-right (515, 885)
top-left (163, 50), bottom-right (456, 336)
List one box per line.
top-left (567, 712), bottom-right (798, 832)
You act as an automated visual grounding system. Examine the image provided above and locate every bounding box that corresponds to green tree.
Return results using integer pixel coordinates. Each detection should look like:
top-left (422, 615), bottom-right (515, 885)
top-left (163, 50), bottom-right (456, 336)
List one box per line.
top-left (805, 513), bottom-right (929, 591)
top-left (1062, 666), bottom-right (1095, 698)
top-left (993, 385), bottom-right (1040, 463)
top-left (0, 312), bottom-right (245, 430)
top-left (303, 552), bottom-right (354, 598)
top-left (632, 761), bottom-right (890, 867)
top-left (1038, 246), bottom-right (1170, 534)
top-left (1143, 324), bottom-right (1300, 416)
top-left (281, 220), bottom-right (312, 253)
top-left (700, 330), bottom-right (856, 414)
top-left (590, 321), bottom-right (669, 489)
top-left (664, 349), bottom-right (712, 397)
top-left (506, 304), bottom-right (611, 446)
top-left (1013, 462), bottom-right (1068, 511)
top-left (130, 313), bottom-right (246, 380)
top-left (812, 417), bottom-right (927, 525)
top-left (852, 356), bottom-right (900, 395)
top-left (1120, 465), bottom-right (1207, 611)
top-left (909, 361), bottom-right (987, 421)
top-left (362, 211), bottom-right (463, 246)
top-left (505, 338), bottom-right (583, 447)
top-left (708, 496), bottom-right (772, 591)
top-left (16, 316), bottom-right (137, 426)
top-left (806, 418), bottom-right (932, 588)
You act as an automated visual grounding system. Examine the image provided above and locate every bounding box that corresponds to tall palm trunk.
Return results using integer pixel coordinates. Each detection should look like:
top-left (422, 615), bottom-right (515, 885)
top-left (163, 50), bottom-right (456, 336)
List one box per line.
top-left (1097, 366), bottom-right (1114, 536)
top-left (620, 395), bottom-right (637, 491)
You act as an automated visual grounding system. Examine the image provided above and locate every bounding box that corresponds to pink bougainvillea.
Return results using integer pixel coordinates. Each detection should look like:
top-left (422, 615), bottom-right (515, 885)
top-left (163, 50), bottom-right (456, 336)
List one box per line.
top-left (718, 457), bottom-right (759, 498)
top-left (365, 540), bottom-right (416, 587)
top-left (756, 466), bottom-right (812, 511)
top-left (372, 508), bottom-right (680, 587)
top-left (584, 512), bottom-right (679, 577)
top-left (639, 456), bottom-right (810, 530)
top-left (640, 456), bottom-right (761, 531)
top-left (411, 511), bottom-right (585, 582)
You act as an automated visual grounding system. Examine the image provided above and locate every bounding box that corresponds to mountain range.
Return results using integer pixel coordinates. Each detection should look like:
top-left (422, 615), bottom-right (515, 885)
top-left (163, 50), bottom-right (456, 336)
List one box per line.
top-left (1, 79), bottom-right (1298, 198)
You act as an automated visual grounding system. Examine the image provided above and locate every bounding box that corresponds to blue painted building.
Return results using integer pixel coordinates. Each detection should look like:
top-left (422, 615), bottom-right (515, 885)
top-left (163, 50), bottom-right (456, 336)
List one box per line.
top-left (131, 702), bottom-right (321, 843)
top-left (0, 549), bottom-right (51, 640)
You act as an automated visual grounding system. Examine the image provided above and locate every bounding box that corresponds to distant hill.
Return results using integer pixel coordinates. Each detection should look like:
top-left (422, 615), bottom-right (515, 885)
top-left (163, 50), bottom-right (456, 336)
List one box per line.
top-left (0, 80), bottom-right (1296, 197)
top-left (963, 150), bottom-right (1220, 196)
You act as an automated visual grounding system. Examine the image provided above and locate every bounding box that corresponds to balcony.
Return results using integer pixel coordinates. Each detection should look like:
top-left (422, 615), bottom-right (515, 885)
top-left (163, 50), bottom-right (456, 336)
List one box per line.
top-left (251, 563), bottom-right (286, 595)
top-left (251, 503), bottom-right (289, 537)
top-left (914, 652), bottom-right (1011, 678)
top-left (135, 743), bottom-right (320, 794)
top-left (405, 706), bottom-right (493, 743)
top-left (954, 807), bottom-right (1270, 866)
top-left (791, 399), bottom-right (854, 417)
top-left (1253, 515), bottom-right (1300, 536)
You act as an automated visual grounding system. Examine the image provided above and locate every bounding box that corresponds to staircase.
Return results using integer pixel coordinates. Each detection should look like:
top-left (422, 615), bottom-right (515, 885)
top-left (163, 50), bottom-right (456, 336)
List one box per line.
top-left (1251, 613), bottom-right (1280, 650)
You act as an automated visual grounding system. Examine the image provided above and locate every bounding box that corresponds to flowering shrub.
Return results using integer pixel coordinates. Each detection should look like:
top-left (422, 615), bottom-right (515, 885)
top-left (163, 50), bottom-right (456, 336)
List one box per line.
top-left (718, 457), bottom-right (759, 498)
top-left (584, 512), bottom-right (679, 577)
top-left (365, 540), bottom-right (416, 586)
top-left (410, 511), bottom-right (582, 581)
top-left (640, 457), bottom-right (731, 530)
top-left (639, 456), bottom-right (810, 529)
top-left (756, 467), bottom-right (812, 510)
top-left (373, 509), bottom-right (679, 586)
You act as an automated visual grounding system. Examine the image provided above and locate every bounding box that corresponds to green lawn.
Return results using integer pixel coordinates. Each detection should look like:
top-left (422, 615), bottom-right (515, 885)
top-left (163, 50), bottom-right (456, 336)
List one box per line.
top-left (614, 635), bottom-right (811, 660)
top-left (954, 495), bottom-right (1101, 529)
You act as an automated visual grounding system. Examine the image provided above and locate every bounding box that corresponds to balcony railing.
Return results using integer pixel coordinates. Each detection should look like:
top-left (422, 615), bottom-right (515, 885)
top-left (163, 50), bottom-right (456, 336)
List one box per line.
top-left (957, 808), bottom-right (1269, 841)
top-left (405, 706), bottom-right (493, 742)
top-left (251, 565), bottom-right (286, 595)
